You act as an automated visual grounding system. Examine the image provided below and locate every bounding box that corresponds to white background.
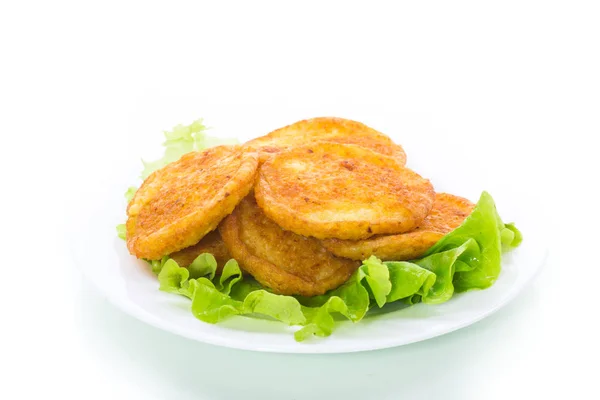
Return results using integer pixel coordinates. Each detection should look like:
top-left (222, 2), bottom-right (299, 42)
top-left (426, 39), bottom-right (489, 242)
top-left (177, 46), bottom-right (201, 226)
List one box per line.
top-left (1, 1), bottom-right (599, 399)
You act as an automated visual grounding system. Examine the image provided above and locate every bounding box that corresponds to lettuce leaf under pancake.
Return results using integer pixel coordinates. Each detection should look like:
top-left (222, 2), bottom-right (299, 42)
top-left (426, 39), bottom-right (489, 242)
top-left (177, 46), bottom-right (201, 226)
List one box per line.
top-left (151, 191), bottom-right (521, 342)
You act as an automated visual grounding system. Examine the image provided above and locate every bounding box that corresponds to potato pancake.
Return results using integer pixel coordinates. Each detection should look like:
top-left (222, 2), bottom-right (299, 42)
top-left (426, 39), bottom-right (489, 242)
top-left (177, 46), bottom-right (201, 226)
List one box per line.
top-left (244, 117), bottom-right (407, 165)
top-left (219, 196), bottom-right (360, 296)
top-left (254, 143), bottom-right (434, 240)
top-left (169, 230), bottom-right (232, 273)
top-left (126, 145), bottom-right (258, 260)
top-left (322, 193), bottom-right (475, 260)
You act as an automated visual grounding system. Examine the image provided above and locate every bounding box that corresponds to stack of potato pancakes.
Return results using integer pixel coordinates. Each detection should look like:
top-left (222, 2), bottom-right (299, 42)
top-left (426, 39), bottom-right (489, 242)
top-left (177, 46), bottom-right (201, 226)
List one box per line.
top-left (126, 117), bottom-right (474, 297)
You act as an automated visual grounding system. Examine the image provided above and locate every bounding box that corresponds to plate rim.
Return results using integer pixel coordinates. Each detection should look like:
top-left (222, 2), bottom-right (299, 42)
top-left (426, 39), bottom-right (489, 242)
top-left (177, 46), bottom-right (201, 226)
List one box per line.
top-left (79, 249), bottom-right (547, 353)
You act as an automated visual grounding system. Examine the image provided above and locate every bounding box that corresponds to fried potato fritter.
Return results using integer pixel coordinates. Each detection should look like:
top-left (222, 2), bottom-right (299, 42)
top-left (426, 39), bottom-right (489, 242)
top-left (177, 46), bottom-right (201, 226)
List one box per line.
top-left (219, 196), bottom-right (360, 296)
top-left (126, 145), bottom-right (258, 260)
top-left (169, 231), bottom-right (232, 273)
top-left (244, 117), bottom-right (407, 165)
top-left (322, 193), bottom-right (475, 261)
top-left (254, 143), bottom-right (435, 241)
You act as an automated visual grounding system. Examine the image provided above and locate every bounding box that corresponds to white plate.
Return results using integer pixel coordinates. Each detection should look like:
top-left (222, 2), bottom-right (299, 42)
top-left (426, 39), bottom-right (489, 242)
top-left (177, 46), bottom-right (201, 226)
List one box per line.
top-left (70, 108), bottom-right (547, 353)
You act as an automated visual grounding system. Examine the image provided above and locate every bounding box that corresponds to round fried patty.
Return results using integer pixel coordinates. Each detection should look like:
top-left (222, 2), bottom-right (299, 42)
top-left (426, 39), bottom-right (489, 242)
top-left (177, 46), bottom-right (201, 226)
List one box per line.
top-left (322, 193), bottom-right (475, 260)
top-left (127, 145), bottom-right (258, 260)
top-left (254, 143), bottom-right (434, 240)
top-left (219, 195), bottom-right (360, 296)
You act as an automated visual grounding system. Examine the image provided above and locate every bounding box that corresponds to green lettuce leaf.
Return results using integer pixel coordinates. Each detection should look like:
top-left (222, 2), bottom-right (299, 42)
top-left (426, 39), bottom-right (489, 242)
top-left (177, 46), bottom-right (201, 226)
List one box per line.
top-left (503, 222), bottom-right (523, 249)
top-left (157, 254), bottom-right (306, 325)
top-left (424, 191), bottom-right (515, 292)
top-left (385, 261), bottom-right (436, 303)
top-left (187, 253), bottom-right (218, 280)
top-left (158, 259), bottom-right (192, 296)
top-left (412, 239), bottom-right (479, 304)
top-left (192, 282), bottom-right (307, 325)
top-left (217, 259), bottom-right (244, 295)
top-left (124, 186), bottom-right (137, 203)
top-left (145, 190), bottom-right (521, 342)
top-left (150, 256), bottom-right (169, 275)
top-left (191, 279), bottom-right (243, 322)
top-left (296, 298), bottom-right (351, 341)
top-left (116, 224), bottom-right (126, 240)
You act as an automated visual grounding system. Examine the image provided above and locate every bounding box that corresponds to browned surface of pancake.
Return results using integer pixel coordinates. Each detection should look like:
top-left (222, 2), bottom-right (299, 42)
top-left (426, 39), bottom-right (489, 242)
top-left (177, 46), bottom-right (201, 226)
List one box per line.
top-left (254, 143), bottom-right (434, 240)
top-left (169, 231), bottom-right (232, 274)
top-left (322, 193), bottom-right (475, 260)
top-left (219, 196), bottom-right (360, 296)
top-left (126, 145), bottom-right (258, 259)
top-left (244, 117), bottom-right (406, 165)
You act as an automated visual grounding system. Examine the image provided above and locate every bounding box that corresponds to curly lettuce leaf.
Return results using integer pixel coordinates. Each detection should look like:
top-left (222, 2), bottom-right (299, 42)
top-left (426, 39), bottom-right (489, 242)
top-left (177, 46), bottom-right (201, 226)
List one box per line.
top-left (140, 190), bottom-right (521, 342)
top-left (147, 191), bottom-right (521, 342)
top-left (296, 298), bottom-right (351, 340)
top-left (187, 253), bottom-right (218, 280)
top-left (193, 282), bottom-right (307, 325)
top-left (424, 191), bottom-right (520, 292)
top-left (158, 256), bottom-right (306, 325)
top-left (294, 257), bottom-right (440, 340)
top-left (297, 191), bottom-right (519, 333)
top-left (503, 222), bottom-right (523, 249)
top-left (218, 259), bottom-right (244, 295)
top-left (413, 239), bottom-right (478, 304)
top-left (386, 261), bottom-right (437, 303)
top-left (158, 259), bottom-right (192, 296)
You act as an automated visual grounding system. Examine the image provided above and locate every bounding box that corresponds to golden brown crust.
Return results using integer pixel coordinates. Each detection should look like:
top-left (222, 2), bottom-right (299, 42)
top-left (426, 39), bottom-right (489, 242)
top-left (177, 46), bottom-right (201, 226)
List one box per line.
top-left (219, 196), bottom-right (360, 296)
top-left (322, 193), bottom-right (475, 261)
top-left (254, 143), bottom-right (434, 240)
top-left (126, 145), bottom-right (258, 260)
top-left (244, 117), bottom-right (407, 165)
top-left (169, 230), bottom-right (232, 274)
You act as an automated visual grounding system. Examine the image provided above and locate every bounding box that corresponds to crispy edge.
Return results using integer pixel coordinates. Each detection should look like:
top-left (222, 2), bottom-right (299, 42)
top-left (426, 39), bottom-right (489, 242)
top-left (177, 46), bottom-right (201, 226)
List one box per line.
top-left (218, 197), bottom-right (360, 296)
top-left (244, 117), bottom-right (407, 165)
top-left (322, 193), bottom-right (475, 260)
top-left (127, 146), bottom-right (259, 260)
top-left (254, 143), bottom-right (434, 240)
